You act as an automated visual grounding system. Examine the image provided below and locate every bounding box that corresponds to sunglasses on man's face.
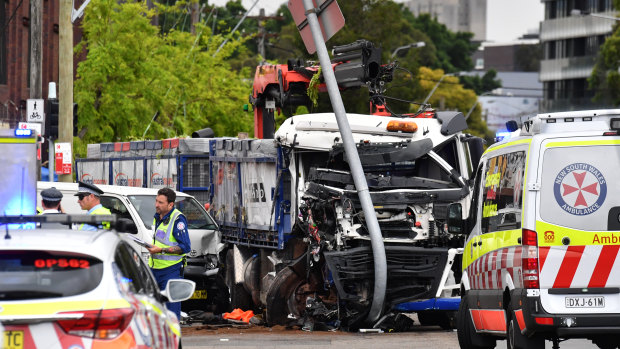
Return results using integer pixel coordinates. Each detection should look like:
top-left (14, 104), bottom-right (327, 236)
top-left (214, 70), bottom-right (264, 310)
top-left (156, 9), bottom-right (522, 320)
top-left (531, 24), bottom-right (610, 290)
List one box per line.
top-left (77, 193), bottom-right (90, 200)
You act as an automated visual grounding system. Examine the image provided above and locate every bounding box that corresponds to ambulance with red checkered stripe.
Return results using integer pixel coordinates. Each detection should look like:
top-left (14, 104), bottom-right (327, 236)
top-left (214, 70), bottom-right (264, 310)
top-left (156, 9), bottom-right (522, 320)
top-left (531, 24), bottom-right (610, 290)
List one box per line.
top-left (447, 110), bottom-right (620, 349)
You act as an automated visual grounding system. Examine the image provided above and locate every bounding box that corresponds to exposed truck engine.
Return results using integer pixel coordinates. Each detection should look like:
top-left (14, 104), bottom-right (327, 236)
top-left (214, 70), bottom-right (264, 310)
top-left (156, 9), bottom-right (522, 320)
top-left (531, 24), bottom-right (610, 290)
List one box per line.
top-left (213, 40), bottom-right (484, 329)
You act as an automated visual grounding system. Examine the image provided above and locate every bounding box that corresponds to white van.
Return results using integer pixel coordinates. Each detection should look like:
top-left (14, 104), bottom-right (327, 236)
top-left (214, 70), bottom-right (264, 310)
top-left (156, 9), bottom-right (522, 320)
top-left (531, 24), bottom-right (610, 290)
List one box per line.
top-left (448, 110), bottom-right (620, 349)
top-left (37, 181), bottom-right (229, 313)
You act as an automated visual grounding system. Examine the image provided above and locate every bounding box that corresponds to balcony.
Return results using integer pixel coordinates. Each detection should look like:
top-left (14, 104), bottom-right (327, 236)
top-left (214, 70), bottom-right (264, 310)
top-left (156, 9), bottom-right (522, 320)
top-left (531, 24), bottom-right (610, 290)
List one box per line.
top-left (539, 55), bottom-right (597, 81)
top-left (540, 12), bottom-right (616, 41)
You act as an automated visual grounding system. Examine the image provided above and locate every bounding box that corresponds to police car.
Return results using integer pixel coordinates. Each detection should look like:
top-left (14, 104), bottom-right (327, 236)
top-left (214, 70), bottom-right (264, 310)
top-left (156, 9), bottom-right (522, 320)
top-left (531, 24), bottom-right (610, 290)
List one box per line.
top-left (0, 214), bottom-right (195, 349)
top-left (36, 181), bottom-right (230, 315)
top-left (448, 110), bottom-right (620, 349)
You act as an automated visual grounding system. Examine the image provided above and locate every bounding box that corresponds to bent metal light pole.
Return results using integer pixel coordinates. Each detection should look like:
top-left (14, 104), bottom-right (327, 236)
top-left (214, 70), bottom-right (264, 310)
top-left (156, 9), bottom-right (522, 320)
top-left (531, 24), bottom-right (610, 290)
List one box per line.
top-left (301, 0), bottom-right (387, 324)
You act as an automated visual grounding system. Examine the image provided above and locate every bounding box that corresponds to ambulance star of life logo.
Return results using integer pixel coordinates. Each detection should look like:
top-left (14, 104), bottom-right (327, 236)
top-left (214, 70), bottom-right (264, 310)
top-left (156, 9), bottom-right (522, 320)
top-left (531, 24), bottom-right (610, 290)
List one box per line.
top-left (553, 163), bottom-right (607, 216)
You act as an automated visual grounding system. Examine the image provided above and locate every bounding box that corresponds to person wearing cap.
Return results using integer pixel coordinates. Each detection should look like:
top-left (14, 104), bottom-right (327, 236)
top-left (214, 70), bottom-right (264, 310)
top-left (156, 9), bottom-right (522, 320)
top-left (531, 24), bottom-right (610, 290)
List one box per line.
top-left (147, 187), bottom-right (191, 321)
top-left (40, 187), bottom-right (64, 214)
top-left (74, 181), bottom-right (111, 230)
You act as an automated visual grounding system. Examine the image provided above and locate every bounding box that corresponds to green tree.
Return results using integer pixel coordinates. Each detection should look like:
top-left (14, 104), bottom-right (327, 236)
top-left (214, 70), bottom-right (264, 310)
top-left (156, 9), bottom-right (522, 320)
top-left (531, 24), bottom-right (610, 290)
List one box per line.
top-left (74, 0), bottom-right (252, 156)
top-left (419, 67), bottom-right (494, 143)
top-left (590, 0), bottom-right (620, 106)
top-left (459, 70), bottom-right (502, 95)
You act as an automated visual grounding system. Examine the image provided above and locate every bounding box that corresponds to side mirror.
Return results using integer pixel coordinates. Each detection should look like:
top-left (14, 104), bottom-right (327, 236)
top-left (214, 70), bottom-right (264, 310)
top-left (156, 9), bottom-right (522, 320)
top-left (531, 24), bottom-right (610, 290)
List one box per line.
top-left (462, 135), bottom-right (484, 172)
top-left (162, 279), bottom-right (196, 303)
top-left (447, 203), bottom-right (465, 235)
top-left (115, 218), bottom-right (138, 234)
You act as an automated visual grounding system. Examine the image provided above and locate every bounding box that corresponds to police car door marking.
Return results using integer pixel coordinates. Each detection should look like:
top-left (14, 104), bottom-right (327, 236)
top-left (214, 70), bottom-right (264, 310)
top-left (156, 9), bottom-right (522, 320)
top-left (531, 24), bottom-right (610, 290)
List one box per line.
top-left (553, 163), bottom-right (607, 216)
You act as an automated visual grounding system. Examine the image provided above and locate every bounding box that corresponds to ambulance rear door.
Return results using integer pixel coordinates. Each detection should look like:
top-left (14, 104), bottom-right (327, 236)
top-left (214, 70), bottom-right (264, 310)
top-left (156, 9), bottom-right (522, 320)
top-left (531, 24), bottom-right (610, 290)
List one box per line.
top-left (536, 136), bottom-right (620, 314)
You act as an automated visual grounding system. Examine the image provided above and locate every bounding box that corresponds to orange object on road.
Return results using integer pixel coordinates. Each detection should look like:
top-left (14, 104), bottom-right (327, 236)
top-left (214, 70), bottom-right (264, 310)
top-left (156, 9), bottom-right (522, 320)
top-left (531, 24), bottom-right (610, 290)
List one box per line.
top-left (223, 308), bottom-right (255, 323)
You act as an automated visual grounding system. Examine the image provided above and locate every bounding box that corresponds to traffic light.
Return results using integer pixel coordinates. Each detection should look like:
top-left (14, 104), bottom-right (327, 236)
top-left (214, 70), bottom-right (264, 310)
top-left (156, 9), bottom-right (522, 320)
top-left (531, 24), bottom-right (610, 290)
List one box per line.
top-left (44, 100), bottom-right (78, 139)
top-left (45, 99), bottom-right (59, 140)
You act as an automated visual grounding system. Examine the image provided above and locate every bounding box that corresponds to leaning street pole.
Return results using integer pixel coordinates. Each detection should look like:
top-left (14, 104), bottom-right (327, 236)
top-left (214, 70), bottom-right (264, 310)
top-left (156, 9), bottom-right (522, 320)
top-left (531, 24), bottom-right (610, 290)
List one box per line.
top-left (58, 0), bottom-right (73, 182)
top-left (301, 0), bottom-right (387, 324)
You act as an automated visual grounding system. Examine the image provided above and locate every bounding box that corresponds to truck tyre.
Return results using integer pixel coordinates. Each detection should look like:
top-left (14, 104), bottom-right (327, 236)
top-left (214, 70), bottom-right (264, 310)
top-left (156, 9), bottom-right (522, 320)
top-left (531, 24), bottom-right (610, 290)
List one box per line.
top-left (225, 250), bottom-right (252, 311)
top-left (457, 293), bottom-right (496, 349)
top-left (265, 266), bottom-right (304, 325)
top-left (507, 305), bottom-right (544, 349)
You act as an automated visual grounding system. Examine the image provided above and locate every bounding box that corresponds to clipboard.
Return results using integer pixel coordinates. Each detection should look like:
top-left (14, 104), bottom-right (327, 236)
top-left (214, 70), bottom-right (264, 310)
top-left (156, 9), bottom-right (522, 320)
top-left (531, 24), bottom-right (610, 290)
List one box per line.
top-left (128, 235), bottom-right (153, 248)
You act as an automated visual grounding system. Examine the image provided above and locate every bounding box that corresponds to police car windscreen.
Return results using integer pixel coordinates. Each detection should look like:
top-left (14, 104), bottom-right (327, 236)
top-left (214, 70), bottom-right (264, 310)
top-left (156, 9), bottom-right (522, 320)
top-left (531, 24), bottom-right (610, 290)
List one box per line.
top-left (540, 144), bottom-right (619, 231)
top-left (0, 250), bottom-right (103, 300)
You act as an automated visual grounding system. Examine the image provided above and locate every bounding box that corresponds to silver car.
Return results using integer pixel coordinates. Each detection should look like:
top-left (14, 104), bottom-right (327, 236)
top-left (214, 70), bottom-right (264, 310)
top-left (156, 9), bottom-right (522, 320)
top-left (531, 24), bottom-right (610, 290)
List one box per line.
top-left (0, 214), bottom-right (194, 349)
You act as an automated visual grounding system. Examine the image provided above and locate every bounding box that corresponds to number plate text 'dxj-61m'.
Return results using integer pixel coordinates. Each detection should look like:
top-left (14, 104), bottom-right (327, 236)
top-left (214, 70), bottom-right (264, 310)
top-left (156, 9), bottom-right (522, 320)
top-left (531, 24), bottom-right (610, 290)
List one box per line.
top-left (565, 296), bottom-right (605, 308)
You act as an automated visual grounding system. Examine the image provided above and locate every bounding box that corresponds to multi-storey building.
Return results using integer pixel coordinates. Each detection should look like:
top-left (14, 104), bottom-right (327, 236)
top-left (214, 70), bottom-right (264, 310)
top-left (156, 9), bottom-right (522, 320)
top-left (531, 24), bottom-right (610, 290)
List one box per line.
top-left (539, 0), bottom-right (615, 111)
top-left (0, 0), bottom-right (83, 128)
top-left (404, 0), bottom-right (487, 42)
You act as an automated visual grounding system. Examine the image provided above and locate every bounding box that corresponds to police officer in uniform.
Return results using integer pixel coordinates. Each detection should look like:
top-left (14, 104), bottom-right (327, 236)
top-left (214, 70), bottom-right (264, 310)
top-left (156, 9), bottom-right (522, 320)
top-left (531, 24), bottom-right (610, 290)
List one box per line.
top-left (147, 187), bottom-right (191, 321)
top-left (40, 187), bottom-right (64, 214)
top-left (75, 181), bottom-right (111, 230)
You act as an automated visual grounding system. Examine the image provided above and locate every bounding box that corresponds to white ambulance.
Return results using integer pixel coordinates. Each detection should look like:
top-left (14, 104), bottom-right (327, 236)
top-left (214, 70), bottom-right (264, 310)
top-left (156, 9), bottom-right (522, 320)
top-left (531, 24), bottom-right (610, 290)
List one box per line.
top-left (448, 110), bottom-right (620, 349)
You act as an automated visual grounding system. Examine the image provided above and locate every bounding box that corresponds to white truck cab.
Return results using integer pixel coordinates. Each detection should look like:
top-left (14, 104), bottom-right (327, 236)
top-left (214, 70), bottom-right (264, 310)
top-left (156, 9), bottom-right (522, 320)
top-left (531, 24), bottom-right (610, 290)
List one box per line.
top-left (449, 110), bottom-right (620, 349)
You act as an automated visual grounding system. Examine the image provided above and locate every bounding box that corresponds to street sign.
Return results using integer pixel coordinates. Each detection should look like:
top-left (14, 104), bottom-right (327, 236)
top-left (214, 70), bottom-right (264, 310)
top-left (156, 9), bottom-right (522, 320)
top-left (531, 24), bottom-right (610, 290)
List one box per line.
top-left (288, 0), bottom-right (345, 54)
top-left (26, 99), bottom-right (45, 123)
top-left (55, 142), bottom-right (72, 175)
top-left (18, 122), bottom-right (43, 136)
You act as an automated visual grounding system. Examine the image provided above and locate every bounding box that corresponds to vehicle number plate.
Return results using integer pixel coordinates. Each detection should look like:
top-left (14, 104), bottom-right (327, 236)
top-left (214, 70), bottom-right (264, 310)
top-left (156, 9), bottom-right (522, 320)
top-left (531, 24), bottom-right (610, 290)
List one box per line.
top-left (565, 296), bottom-right (604, 308)
top-left (190, 289), bottom-right (207, 299)
top-left (3, 330), bottom-right (24, 349)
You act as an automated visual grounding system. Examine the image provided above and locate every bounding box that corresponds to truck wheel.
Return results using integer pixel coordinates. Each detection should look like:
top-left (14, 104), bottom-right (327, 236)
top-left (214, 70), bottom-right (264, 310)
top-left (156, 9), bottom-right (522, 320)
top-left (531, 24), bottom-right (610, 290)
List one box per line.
top-left (507, 306), bottom-right (544, 349)
top-left (225, 250), bottom-right (252, 311)
top-left (265, 266), bottom-right (304, 325)
top-left (457, 293), bottom-right (495, 349)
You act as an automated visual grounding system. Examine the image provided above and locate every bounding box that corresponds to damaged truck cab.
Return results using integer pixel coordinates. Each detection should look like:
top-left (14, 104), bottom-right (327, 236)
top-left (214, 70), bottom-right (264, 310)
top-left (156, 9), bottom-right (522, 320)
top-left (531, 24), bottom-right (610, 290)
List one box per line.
top-left (211, 109), bottom-right (482, 328)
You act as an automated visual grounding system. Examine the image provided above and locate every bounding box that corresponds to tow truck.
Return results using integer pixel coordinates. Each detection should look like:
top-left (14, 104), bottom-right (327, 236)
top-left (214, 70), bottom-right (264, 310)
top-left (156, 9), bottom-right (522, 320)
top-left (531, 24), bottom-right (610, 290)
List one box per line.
top-left (212, 40), bottom-right (485, 329)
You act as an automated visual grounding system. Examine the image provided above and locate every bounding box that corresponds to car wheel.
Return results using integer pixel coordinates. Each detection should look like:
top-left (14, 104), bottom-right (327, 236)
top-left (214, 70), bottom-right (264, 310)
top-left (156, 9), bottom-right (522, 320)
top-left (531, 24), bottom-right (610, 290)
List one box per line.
top-left (457, 293), bottom-right (496, 349)
top-left (225, 250), bottom-right (252, 311)
top-left (507, 305), bottom-right (544, 349)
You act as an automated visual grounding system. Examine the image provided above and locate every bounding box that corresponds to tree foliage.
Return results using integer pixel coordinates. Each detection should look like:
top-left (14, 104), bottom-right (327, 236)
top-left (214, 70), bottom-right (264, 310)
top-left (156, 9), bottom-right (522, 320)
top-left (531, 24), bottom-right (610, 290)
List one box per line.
top-left (459, 70), bottom-right (502, 95)
top-left (74, 0), bottom-right (253, 156)
top-left (419, 67), bottom-right (494, 143)
top-left (590, 1), bottom-right (620, 106)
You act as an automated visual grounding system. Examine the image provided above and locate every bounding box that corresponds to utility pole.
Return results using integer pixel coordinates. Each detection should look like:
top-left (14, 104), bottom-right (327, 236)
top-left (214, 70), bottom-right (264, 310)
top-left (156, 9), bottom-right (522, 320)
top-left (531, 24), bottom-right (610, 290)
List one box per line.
top-left (248, 8), bottom-right (284, 61)
top-left (58, 0), bottom-right (73, 182)
top-left (190, 1), bottom-right (200, 35)
top-left (29, 0), bottom-right (42, 98)
top-left (30, 0), bottom-right (43, 181)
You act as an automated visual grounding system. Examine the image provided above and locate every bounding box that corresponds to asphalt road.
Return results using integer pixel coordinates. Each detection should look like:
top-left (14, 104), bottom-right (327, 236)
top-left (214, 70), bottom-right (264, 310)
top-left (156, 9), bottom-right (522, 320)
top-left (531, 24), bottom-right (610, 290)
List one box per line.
top-left (181, 324), bottom-right (596, 349)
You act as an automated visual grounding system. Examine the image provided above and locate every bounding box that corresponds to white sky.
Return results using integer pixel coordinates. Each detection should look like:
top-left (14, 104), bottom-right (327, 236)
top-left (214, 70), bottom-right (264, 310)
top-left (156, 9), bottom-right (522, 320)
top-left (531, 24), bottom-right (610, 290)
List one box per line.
top-left (208, 0), bottom-right (545, 43)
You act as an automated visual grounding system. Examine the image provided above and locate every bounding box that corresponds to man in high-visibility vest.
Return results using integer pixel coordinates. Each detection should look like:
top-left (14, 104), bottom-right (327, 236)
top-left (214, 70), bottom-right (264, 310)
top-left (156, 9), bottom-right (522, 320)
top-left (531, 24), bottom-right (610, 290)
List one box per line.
top-left (147, 187), bottom-right (191, 321)
top-left (75, 181), bottom-right (111, 230)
